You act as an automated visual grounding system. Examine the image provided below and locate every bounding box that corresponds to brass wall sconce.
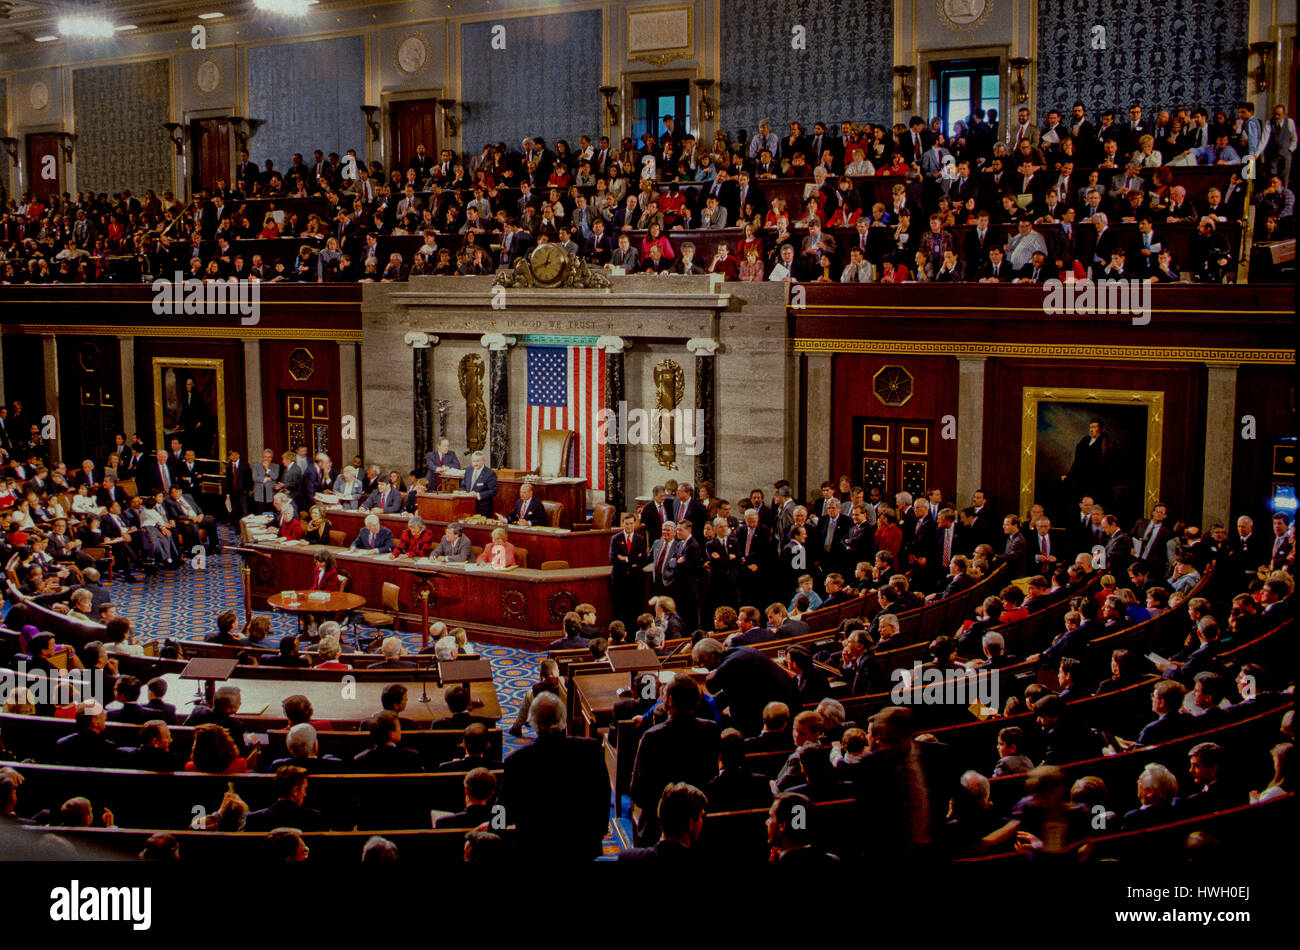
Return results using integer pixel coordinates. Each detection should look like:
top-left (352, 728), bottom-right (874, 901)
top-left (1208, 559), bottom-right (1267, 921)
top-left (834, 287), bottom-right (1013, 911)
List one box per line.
top-left (599, 85), bottom-right (620, 127)
top-left (1250, 41), bottom-right (1277, 92)
top-left (1009, 57), bottom-right (1031, 104)
top-left (360, 104), bottom-right (381, 142)
top-left (162, 121), bottom-right (184, 155)
top-left (893, 65), bottom-right (915, 112)
top-left (694, 78), bottom-right (716, 122)
top-left (55, 131), bottom-right (76, 163)
top-left (436, 98), bottom-right (459, 138)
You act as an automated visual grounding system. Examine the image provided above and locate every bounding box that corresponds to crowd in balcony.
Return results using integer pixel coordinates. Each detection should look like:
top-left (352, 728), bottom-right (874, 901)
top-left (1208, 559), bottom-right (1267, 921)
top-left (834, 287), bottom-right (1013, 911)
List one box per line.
top-left (0, 99), bottom-right (1294, 285)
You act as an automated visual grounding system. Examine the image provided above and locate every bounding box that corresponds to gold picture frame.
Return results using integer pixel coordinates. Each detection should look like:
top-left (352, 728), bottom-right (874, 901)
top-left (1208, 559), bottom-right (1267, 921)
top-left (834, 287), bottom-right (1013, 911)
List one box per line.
top-left (1020, 386), bottom-right (1164, 521)
top-left (153, 357), bottom-right (227, 464)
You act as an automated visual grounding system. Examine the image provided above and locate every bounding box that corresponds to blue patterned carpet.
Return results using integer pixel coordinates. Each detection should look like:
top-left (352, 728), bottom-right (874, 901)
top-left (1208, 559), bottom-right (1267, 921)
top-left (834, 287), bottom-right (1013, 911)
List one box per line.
top-left (96, 526), bottom-right (630, 854)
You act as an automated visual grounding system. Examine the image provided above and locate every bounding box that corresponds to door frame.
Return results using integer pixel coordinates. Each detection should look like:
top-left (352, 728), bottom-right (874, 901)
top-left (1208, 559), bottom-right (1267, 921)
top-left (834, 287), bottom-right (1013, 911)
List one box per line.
top-left (620, 68), bottom-right (702, 145)
top-left (915, 44), bottom-right (1011, 129)
top-left (21, 125), bottom-right (64, 200)
top-left (184, 106), bottom-right (235, 201)
top-left (381, 88), bottom-right (445, 179)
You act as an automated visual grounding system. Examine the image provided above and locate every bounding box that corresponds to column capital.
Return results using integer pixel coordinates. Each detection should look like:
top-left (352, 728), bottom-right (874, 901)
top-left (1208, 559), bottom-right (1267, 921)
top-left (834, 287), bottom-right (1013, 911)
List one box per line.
top-left (480, 332), bottom-right (516, 351)
top-left (403, 331), bottom-right (439, 348)
top-left (685, 337), bottom-right (720, 357)
top-left (596, 335), bottom-right (630, 353)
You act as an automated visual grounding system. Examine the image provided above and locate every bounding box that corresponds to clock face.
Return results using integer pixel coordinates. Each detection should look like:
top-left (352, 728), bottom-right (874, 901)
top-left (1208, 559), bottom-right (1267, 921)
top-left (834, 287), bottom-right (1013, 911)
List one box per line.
top-left (529, 243), bottom-right (568, 286)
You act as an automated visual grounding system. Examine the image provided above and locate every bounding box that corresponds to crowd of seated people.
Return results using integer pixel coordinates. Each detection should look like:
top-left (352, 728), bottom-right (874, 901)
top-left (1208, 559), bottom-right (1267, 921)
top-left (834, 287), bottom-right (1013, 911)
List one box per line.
top-left (2, 411), bottom-right (1295, 860)
top-left (2, 99), bottom-right (1292, 286)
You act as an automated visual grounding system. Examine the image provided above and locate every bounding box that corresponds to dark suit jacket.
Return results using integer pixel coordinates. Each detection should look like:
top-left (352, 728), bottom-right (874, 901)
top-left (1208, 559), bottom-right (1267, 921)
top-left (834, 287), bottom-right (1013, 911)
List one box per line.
top-left (609, 530), bottom-right (649, 583)
top-left (640, 498), bottom-right (677, 541)
top-left (509, 496), bottom-right (545, 526)
top-left (351, 526), bottom-right (394, 554)
top-left (351, 742), bottom-right (423, 773)
top-left (461, 466), bottom-right (499, 517)
top-left (361, 485), bottom-right (405, 514)
top-left (424, 450), bottom-right (461, 482)
top-left (503, 733), bottom-right (610, 859)
top-left (630, 714), bottom-right (720, 843)
top-left (995, 531), bottom-right (1028, 577)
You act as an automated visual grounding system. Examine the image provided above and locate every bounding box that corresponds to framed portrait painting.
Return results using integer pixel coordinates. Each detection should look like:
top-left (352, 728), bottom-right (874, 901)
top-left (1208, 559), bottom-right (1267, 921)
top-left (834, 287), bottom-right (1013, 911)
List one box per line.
top-left (1021, 387), bottom-right (1164, 529)
top-left (153, 357), bottom-right (227, 462)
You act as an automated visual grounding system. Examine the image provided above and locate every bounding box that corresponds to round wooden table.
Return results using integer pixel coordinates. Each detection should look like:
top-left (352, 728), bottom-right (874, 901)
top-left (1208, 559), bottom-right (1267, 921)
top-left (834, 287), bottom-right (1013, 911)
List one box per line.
top-left (267, 591), bottom-right (366, 636)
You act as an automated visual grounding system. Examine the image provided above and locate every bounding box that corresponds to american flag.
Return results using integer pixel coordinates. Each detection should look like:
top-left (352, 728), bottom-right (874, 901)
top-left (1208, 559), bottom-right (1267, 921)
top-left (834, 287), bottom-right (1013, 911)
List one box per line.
top-left (525, 346), bottom-right (606, 490)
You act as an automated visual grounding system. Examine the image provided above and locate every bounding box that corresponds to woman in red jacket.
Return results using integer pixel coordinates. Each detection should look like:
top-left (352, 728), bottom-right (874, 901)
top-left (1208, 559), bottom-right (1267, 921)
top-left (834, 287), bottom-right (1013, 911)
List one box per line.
top-left (274, 493), bottom-right (304, 540)
top-left (393, 515), bottom-right (435, 559)
top-left (874, 508), bottom-right (904, 563)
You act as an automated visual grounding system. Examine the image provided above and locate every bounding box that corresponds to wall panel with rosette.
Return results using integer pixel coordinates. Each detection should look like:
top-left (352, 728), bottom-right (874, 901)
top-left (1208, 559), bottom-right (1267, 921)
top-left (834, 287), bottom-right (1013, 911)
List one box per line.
top-left (720, 0), bottom-right (894, 138)
top-left (71, 60), bottom-right (172, 199)
top-left (1036, 0), bottom-right (1248, 114)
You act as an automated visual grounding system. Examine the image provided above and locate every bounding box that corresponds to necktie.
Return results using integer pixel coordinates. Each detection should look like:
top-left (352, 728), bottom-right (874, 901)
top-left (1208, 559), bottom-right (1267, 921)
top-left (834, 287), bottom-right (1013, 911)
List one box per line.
top-left (1040, 535), bottom-right (1048, 555)
top-left (824, 522), bottom-right (834, 551)
top-left (656, 542), bottom-right (668, 579)
top-left (943, 529), bottom-right (953, 566)
top-left (161, 465), bottom-right (170, 491)
top-left (745, 530), bottom-right (754, 557)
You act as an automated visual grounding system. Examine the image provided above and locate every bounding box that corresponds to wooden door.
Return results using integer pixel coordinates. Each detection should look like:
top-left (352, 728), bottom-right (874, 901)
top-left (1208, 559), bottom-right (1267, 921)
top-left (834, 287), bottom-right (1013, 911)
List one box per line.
top-left (283, 391), bottom-right (332, 459)
top-left (389, 99), bottom-right (438, 174)
top-left (26, 133), bottom-right (60, 202)
top-left (191, 118), bottom-right (233, 194)
top-left (853, 418), bottom-right (934, 503)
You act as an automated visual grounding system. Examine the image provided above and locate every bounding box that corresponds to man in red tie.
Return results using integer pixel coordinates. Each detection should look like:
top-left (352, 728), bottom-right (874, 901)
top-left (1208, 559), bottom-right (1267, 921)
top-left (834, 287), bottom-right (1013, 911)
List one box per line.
top-left (1033, 517), bottom-right (1058, 576)
top-left (609, 513), bottom-right (649, 627)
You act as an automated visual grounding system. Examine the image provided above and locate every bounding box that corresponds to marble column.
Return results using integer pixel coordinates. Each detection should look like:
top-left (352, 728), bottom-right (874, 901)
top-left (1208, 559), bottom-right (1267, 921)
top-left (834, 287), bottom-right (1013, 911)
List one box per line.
top-left (403, 332), bottom-right (437, 475)
top-left (686, 337), bottom-right (720, 490)
top-left (597, 336), bottom-right (629, 513)
top-left (480, 333), bottom-right (515, 470)
top-left (1202, 362), bottom-right (1239, 529)
top-left (117, 336), bottom-right (136, 443)
top-left (42, 334), bottom-right (59, 466)
top-left (956, 356), bottom-right (987, 507)
top-left (339, 341), bottom-right (362, 467)
top-left (803, 354), bottom-right (833, 494)
top-left (242, 340), bottom-right (265, 455)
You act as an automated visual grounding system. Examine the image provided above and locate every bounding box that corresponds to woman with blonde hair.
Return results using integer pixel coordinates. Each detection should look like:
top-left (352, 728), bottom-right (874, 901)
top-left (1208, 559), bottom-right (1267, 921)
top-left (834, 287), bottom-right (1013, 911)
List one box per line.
top-left (477, 526), bottom-right (517, 567)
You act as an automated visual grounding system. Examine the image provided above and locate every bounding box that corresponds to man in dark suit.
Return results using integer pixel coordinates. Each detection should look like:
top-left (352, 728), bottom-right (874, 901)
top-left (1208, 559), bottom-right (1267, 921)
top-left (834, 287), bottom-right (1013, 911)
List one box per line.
top-left (461, 450), bottom-right (498, 518)
top-left (226, 449), bottom-right (253, 524)
top-left (629, 675), bottom-right (720, 845)
top-left (139, 449), bottom-right (178, 497)
top-left (504, 481), bottom-right (546, 527)
top-left (693, 639), bottom-right (799, 737)
top-left (735, 509), bottom-right (774, 611)
top-left (1228, 515), bottom-right (1269, 582)
top-left (639, 486), bottom-right (676, 541)
top-left (674, 484), bottom-right (708, 542)
top-left (1135, 682), bottom-right (1197, 745)
top-left (350, 514), bottom-right (394, 554)
top-left (666, 521), bottom-right (705, 631)
top-left (53, 702), bottom-right (118, 768)
top-left (899, 117), bottom-right (932, 165)
top-left (812, 498), bottom-right (851, 581)
top-left (994, 515), bottom-right (1028, 577)
top-left (502, 693), bottom-right (610, 861)
top-left (610, 513), bottom-right (649, 628)
top-left (165, 485), bottom-right (220, 556)
top-left (1131, 503), bottom-right (1173, 578)
top-left (360, 473), bottom-right (404, 514)
top-left (1102, 515), bottom-right (1133, 578)
top-left (423, 438), bottom-right (461, 483)
top-left (906, 498), bottom-right (941, 589)
top-left (351, 713), bottom-right (423, 773)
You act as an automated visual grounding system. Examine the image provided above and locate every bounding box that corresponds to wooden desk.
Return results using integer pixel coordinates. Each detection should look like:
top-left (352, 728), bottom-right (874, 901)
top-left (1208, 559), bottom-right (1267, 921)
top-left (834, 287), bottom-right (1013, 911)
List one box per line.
top-left (415, 492), bottom-right (478, 523)
top-left (433, 473), bottom-right (588, 528)
top-left (160, 671), bottom-right (500, 726)
top-left (326, 508), bottom-right (617, 569)
top-left (267, 590), bottom-right (366, 616)
top-left (239, 541), bottom-right (613, 647)
top-left (572, 671), bottom-right (632, 735)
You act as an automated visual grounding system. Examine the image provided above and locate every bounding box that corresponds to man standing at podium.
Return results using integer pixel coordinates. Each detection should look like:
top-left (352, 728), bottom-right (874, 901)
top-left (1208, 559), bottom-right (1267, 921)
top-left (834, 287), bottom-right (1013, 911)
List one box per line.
top-left (424, 437), bottom-right (461, 483)
top-left (462, 450), bottom-right (499, 518)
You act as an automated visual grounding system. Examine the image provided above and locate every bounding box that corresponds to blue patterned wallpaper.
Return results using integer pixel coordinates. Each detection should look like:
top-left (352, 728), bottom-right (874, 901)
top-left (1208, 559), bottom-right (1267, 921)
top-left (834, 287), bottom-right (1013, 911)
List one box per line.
top-left (460, 11), bottom-right (603, 151)
top-left (248, 37), bottom-right (366, 167)
top-left (721, 0), bottom-right (894, 136)
top-left (72, 61), bottom-right (172, 198)
top-left (1036, 0), bottom-right (1248, 114)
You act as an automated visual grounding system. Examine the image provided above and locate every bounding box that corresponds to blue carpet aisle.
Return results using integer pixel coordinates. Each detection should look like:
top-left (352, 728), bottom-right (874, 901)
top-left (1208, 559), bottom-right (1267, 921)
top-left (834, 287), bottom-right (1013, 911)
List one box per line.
top-left (90, 526), bottom-right (628, 855)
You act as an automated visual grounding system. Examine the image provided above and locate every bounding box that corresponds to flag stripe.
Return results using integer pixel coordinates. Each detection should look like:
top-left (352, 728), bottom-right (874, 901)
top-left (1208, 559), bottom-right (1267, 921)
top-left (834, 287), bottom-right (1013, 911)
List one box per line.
top-left (524, 345), bottom-right (605, 491)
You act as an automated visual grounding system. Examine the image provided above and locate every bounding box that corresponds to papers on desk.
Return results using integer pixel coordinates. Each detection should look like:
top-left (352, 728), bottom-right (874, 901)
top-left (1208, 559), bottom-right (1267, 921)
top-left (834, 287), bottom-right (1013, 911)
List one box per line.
top-left (280, 539), bottom-right (307, 546)
top-left (350, 547), bottom-right (379, 556)
top-left (315, 492), bottom-right (341, 505)
top-left (464, 562), bottom-right (517, 572)
top-left (539, 476), bottom-right (585, 484)
top-left (306, 591), bottom-right (331, 601)
top-left (440, 467), bottom-right (466, 477)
